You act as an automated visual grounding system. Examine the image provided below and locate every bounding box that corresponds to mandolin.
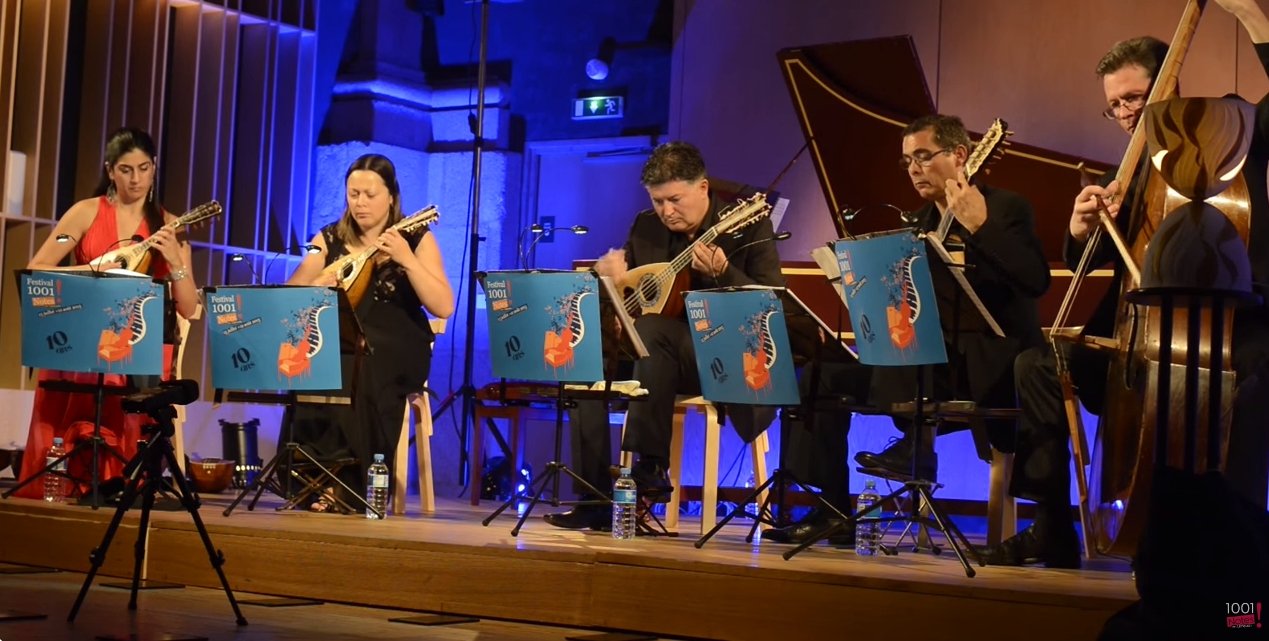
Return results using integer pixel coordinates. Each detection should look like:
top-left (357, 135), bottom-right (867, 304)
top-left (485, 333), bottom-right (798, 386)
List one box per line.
top-left (615, 192), bottom-right (772, 319)
top-left (321, 205), bottom-right (439, 306)
top-left (87, 200), bottom-right (223, 274)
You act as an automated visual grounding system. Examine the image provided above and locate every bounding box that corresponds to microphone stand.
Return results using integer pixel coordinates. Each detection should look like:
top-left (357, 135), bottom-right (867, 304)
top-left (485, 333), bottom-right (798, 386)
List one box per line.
top-left (432, 0), bottom-right (491, 491)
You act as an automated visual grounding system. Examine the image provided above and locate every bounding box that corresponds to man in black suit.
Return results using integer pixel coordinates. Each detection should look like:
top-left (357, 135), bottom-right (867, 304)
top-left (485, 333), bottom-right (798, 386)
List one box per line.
top-left (764, 114), bottom-right (1050, 544)
top-left (543, 141), bottom-right (787, 531)
top-left (984, 0), bottom-right (1269, 570)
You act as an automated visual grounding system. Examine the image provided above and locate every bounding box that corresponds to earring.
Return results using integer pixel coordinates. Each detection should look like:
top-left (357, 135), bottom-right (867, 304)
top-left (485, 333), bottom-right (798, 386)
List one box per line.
top-left (148, 185), bottom-right (154, 202)
top-left (107, 184), bottom-right (116, 201)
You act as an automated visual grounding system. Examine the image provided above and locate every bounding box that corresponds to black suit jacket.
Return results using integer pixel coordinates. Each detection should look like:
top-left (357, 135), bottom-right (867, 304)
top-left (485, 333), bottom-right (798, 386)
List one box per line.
top-left (932, 184), bottom-right (1046, 398)
top-left (871, 184), bottom-right (1049, 442)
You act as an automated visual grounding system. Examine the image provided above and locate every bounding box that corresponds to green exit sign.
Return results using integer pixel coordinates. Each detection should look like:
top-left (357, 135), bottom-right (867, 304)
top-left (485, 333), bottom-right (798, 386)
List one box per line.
top-left (573, 96), bottom-right (624, 120)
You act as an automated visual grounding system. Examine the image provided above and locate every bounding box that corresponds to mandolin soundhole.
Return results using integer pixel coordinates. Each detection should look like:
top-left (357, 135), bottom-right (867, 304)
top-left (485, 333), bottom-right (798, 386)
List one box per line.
top-left (636, 275), bottom-right (659, 307)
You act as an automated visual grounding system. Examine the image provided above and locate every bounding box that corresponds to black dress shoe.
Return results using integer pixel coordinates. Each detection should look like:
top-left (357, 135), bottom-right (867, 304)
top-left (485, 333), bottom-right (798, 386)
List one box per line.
top-left (854, 436), bottom-right (937, 482)
top-left (628, 459), bottom-right (673, 503)
top-left (543, 503), bottom-right (609, 531)
top-left (974, 524), bottom-right (1081, 569)
top-left (761, 509), bottom-right (856, 547)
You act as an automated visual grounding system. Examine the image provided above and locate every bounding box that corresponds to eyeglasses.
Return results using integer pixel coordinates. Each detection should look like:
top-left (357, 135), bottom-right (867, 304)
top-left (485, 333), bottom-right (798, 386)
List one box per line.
top-left (898, 148), bottom-right (952, 170)
top-left (1102, 94), bottom-right (1146, 121)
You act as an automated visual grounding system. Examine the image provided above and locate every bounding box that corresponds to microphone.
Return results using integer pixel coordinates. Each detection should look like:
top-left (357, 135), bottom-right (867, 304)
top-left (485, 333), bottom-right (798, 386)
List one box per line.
top-left (228, 253), bottom-right (262, 284)
top-left (524, 224), bottom-right (588, 268)
top-left (837, 204), bottom-right (912, 239)
top-left (121, 379), bottom-right (200, 414)
top-left (228, 245), bottom-right (322, 285)
top-left (707, 231), bottom-right (792, 288)
top-left (91, 235), bottom-right (146, 274)
top-left (517, 223), bottom-right (544, 268)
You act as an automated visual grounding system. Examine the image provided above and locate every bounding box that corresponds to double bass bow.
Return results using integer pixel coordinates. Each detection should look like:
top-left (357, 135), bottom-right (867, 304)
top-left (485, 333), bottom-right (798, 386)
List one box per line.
top-left (1053, 0), bottom-right (1257, 558)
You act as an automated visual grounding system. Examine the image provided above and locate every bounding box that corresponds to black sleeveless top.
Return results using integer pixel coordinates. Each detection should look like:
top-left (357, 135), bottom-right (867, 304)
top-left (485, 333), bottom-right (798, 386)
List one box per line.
top-left (319, 222), bottom-right (436, 379)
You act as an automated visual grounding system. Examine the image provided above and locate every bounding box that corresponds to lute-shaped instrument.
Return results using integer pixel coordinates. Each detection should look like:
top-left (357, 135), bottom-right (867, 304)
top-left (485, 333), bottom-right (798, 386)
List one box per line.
top-left (615, 193), bottom-right (772, 319)
top-left (321, 205), bottom-right (439, 306)
top-left (87, 200), bottom-right (223, 273)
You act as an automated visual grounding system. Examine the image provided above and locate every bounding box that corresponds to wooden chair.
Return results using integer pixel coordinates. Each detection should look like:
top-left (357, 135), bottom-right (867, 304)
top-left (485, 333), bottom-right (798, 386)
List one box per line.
top-left (391, 319), bottom-right (446, 516)
top-left (169, 303), bottom-right (200, 470)
top-left (620, 395), bottom-right (771, 536)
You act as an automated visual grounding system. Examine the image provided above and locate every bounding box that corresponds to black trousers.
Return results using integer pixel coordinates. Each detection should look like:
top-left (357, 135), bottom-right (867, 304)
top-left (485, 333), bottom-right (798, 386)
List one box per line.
top-left (567, 314), bottom-right (775, 497)
top-left (567, 314), bottom-right (700, 496)
top-left (1011, 312), bottom-right (1269, 509)
top-left (783, 360), bottom-right (873, 509)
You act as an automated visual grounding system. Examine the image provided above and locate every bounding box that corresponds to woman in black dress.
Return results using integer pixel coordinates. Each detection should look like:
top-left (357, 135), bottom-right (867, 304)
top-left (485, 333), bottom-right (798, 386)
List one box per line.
top-left (286, 154), bottom-right (453, 511)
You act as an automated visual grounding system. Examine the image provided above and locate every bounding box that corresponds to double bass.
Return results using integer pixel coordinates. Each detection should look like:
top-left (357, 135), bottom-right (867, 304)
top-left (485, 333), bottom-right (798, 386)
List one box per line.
top-left (1052, 0), bottom-right (1255, 557)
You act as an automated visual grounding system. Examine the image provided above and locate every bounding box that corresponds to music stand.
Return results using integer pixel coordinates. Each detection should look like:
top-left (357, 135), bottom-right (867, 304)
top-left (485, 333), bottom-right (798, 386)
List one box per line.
top-left (4, 269), bottom-right (166, 509)
top-left (207, 285), bottom-right (378, 518)
top-left (686, 285), bottom-right (858, 548)
top-left (477, 270), bottom-right (649, 536)
top-left (783, 230), bottom-right (992, 578)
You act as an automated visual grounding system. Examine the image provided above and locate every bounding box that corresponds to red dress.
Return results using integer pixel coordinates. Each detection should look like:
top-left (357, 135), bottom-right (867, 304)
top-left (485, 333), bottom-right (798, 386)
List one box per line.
top-left (12, 197), bottom-right (173, 500)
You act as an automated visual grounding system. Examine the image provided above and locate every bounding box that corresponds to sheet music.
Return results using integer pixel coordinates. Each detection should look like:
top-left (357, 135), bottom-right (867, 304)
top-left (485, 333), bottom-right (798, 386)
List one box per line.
top-left (810, 246), bottom-right (846, 304)
top-left (922, 233), bottom-right (1004, 337)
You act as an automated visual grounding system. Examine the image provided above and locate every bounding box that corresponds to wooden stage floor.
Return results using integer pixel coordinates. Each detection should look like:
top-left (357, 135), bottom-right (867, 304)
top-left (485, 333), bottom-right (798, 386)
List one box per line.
top-left (0, 492), bottom-right (1136, 641)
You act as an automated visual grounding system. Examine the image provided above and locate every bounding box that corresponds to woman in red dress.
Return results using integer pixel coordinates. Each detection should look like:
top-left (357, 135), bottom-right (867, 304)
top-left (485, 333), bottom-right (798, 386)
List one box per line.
top-left (12, 127), bottom-right (200, 501)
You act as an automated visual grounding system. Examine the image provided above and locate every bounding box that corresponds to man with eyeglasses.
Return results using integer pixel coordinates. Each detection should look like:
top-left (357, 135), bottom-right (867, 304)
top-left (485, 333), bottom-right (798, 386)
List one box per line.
top-left (763, 113), bottom-right (1049, 546)
top-left (979, 0), bottom-right (1269, 571)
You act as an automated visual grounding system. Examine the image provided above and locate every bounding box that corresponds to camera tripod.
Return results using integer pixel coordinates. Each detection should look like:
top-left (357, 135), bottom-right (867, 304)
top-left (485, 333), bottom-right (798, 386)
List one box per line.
top-left (68, 405), bottom-right (247, 626)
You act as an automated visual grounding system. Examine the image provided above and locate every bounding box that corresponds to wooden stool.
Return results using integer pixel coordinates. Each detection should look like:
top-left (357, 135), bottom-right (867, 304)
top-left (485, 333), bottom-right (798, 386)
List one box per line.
top-left (621, 396), bottom-right (771, 535)
top-left (390, 319), bottom-right (445, 516)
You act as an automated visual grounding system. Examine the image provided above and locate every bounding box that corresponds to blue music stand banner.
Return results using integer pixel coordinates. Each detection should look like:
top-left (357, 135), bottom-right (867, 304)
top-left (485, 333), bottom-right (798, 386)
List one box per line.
top-left (684, 288), bottom-right (800, 406)
top-left (20, 270), bottom-right (165, 375)
top-left (482, 271), bottom-right (604, 383)
top-left (205, 286), bottom-right (342, 391)
top-left (834, 232), bottom-right (948, 366)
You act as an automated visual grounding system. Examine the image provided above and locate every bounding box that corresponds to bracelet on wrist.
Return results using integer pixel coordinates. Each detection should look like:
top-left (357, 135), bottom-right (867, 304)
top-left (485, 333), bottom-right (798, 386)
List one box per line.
top-left (168, 267), bottom-right (189, 283)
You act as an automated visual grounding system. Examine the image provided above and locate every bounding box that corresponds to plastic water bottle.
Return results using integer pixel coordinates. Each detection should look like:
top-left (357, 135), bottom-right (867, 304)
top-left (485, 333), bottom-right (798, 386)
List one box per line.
top-left (44, 437), bottom-right (66, 503)
top-left (612, 467), bottom-right (637, 540)
top-left (366, 454), bottom-right (389, 520)
top-left (855, 479), bottom-right (881, 556)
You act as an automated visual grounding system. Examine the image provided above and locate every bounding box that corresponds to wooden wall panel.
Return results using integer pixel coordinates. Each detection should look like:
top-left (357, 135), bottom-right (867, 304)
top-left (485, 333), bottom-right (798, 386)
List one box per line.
top-left (124, 0), bottom-right (161, 134)
top-left (0, 221), bottom-right (32, 389)
top-left (13, 0), bottom-right (48, 219)
top-left (190, 7), bottom-right (226, 231)
top-left (290, 30), bottom-right (315, 248)
top-left (34, 0), bottom-right (67, 221)
top-left (268, 30), bottom-right (299, 252)
top-left (0, 0), bottom-right (19, 212)
top-left (164, 5), bottom-right (201, 211)
top-left (228, 24), bottom-right (270, 249)
top-left (105, 0), bottom-right (131, 137)
top-left (209, 11), bottom-right (239, 248)
top-left (72, 0), bottom-right (112, 200)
